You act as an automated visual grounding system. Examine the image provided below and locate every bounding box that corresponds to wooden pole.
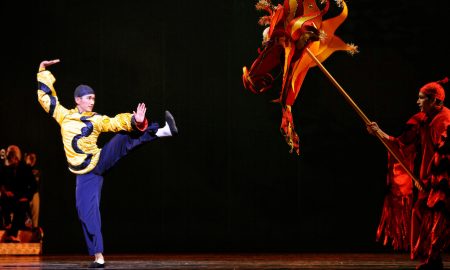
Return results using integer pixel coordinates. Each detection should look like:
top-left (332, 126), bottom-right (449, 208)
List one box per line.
top-left (305, 48), bottom-right (423, 191)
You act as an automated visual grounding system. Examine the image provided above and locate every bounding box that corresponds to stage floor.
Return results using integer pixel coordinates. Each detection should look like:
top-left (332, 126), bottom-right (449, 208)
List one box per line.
top-left (0, 253), bottom-right (448, 269)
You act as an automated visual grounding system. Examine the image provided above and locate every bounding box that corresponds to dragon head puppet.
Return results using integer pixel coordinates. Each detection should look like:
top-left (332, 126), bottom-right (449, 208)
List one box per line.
top-left (243, 0), bottom-right (358, 154)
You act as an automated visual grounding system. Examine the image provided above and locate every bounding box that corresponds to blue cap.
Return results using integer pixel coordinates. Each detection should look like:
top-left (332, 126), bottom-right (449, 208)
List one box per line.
top-left (74, 84), bottom-right (95, 98)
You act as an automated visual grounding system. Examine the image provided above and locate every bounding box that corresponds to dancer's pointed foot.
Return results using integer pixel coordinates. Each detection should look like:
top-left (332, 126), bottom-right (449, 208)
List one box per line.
top-left (165, 110), bottom-right (178, 136)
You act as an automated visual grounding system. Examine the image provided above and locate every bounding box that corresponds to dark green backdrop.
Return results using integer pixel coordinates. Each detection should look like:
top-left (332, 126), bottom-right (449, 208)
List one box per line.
top-left (1, 0), bottom-right (449, 254)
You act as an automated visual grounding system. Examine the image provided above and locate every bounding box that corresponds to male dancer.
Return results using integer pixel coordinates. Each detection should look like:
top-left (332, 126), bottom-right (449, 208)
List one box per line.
top-left (368, 78), bottom-right (450, 270)
top-left (37, 59), bottom-right (178, 268)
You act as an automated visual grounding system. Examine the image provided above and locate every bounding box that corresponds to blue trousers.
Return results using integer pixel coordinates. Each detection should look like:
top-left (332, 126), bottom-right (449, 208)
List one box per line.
top-left (75, 124), bottom-right (158, 255)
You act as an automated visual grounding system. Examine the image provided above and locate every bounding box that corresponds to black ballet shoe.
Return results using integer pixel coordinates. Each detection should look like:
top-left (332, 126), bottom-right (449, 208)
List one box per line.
top-left (165, 110), bottom-right (178, 136)
top-left (88, 262), bottom-right (105, 268)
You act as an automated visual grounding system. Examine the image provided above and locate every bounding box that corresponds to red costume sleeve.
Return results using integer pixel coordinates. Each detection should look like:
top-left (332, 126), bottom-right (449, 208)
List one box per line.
top-left (376, 112), bottom-right (424, 250)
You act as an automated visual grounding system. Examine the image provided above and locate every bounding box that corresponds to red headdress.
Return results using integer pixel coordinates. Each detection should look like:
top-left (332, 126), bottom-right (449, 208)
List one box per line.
top-left (419, 77), bottom-right (448, 101)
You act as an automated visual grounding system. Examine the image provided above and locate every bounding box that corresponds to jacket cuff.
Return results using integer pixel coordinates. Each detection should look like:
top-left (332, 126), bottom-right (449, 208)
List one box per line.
top-left (132, 117), bottom-right (148, 131)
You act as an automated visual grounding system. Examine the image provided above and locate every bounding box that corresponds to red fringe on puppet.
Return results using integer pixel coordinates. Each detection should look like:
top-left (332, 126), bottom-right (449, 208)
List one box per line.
top-left (242, 0), bottom-right (358, 154)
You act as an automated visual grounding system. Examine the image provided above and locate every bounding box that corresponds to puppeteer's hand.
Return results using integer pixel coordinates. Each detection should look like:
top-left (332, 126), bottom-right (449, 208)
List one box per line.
top-left (133, 103), bottom-right (147, 124)
top-left (367, 122), bottom-right (390, 140)
top-left (39, 59), bottom-right (60, 71)
top-left (366, 122), bottom-right (380, 136)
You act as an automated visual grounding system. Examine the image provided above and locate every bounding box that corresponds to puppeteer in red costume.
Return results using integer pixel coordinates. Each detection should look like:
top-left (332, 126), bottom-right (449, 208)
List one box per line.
top-left (368, 78), bottom-right (450, 270)
top-left (242, 0), bottom-right (358, 154)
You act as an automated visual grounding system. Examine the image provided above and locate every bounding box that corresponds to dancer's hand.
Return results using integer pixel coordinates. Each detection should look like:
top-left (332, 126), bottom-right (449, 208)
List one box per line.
top-left (133, 103), bottom-right (146, 124)
top-left (39, 59), bottom-right (60, 71)
top-left (367, 122), bottom-right (389, 139)
top-left (366, 122), bottom-right (379, 136)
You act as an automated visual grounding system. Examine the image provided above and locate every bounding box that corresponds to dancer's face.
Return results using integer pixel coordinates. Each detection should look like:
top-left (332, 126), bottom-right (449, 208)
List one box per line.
top-left (76, 94), bottom-right (96, 113)
top-left (417, 92), bottom-right (434, 113)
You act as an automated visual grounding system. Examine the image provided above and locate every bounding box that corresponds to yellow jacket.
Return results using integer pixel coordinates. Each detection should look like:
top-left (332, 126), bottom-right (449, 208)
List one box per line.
top-left (37, 70), bottom-right (138, 174)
